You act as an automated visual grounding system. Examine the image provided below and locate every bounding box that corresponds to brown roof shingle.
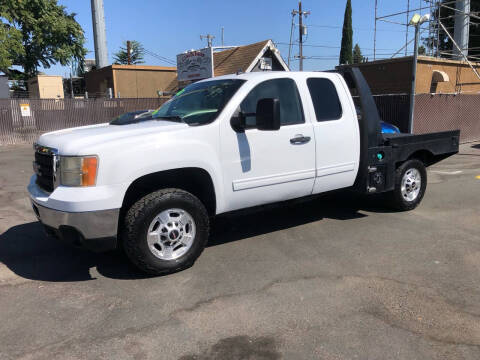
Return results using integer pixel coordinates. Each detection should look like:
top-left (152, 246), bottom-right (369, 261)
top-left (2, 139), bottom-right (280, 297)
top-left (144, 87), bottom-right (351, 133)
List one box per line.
top-left (213, 40), bottom-right (270, 76)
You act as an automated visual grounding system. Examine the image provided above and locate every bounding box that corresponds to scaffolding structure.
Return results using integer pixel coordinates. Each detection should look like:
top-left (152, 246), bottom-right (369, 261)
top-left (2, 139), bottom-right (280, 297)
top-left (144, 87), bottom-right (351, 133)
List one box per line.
top-left (374, 0), bottom-right (479, 62)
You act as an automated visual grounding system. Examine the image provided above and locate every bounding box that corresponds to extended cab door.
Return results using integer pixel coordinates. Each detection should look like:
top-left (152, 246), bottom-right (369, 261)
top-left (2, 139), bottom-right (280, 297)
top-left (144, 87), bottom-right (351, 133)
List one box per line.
top-left (305, 74), bottom-right (360, 193)
top-left (220, 77), bottom-right (316, 212)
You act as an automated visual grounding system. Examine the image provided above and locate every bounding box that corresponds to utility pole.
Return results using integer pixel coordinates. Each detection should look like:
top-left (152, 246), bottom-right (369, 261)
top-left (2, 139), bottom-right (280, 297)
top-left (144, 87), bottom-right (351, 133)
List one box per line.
top-left (221, 27), bottom-right (224, 47)
top-left (409, 22), bottom-right (420, 134)
top-left (200, 34), bottom-right (215, 48)
top-left (127, 40), bottom-right (131, 65)
top-left (90, 0), bottom-right (108, 68)
top-left (292, 1), bottom-right (310, 71)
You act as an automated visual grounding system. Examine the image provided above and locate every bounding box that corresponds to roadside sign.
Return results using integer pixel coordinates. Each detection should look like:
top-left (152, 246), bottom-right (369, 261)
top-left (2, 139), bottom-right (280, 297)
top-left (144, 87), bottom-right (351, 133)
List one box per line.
top-left (20, 103), bottom-right (31, 117)
top-left (177, 47), bottom-right (214, 82)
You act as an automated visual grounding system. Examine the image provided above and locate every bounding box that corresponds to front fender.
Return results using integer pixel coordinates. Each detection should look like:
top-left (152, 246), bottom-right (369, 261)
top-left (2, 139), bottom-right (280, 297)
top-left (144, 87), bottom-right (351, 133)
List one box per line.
top-left (90, 124), bottom-right (226, 214)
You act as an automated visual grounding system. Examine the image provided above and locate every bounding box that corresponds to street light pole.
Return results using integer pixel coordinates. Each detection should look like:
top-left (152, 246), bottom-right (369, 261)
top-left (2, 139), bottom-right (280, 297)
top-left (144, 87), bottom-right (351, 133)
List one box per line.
top-left (409, 23), bottom-right (420, 134)
top-left (408, 13), bottom-right (430, 134)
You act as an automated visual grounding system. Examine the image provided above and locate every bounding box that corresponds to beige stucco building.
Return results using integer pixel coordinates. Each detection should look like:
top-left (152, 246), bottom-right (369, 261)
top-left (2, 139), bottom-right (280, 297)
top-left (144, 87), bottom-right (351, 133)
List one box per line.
top-left (85, 65), bottom-right (178, 98)
top-left (28, 75), bottom-right (64, 99)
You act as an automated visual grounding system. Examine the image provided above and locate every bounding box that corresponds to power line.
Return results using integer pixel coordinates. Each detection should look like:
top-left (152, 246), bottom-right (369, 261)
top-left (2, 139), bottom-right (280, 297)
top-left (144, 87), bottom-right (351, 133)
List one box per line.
top-left (296, 53), bottom-right (415, 62)
top-left (304, 52), bottom-right (413, 59)
top-left (143, 49), bottom-right (176, 66)
top-left (275, 41), bottom-right (398, 51)
top-left (288, 10), bottom-right (296, 67)
top-left (144, 52), bottom-right (175, 66)
top-left (305, 23), bottom-right (408, 33)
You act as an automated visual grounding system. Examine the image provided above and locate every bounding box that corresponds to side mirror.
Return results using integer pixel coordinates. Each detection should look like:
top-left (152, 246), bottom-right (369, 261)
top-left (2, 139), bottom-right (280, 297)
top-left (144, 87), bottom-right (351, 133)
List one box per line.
top-left (256, 98), bottom-right (280, 131)
top-left (230, 111), bottom-right (246, 133)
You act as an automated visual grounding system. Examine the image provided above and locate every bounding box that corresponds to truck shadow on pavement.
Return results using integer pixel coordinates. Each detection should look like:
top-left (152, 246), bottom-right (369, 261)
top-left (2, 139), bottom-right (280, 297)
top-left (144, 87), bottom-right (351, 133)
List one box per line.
top-left (0, 191), bottom-right (390, 282)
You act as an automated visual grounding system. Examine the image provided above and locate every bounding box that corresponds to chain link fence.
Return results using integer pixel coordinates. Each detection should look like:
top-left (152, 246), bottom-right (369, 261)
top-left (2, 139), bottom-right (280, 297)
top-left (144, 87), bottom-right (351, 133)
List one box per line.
top-left (414, 94), bottom-right (480, 143)
top-left (370, 94), bottom-right (479, 143)
top-left (0, 98), bottom-right (169, 145)
top-left (0, 94), bottom-right (478, 145)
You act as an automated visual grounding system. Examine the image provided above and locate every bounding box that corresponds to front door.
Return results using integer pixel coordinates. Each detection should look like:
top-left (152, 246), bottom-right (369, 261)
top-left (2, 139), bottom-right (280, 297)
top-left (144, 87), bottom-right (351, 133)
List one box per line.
top-left (220, 77), bottom-right (316, 212)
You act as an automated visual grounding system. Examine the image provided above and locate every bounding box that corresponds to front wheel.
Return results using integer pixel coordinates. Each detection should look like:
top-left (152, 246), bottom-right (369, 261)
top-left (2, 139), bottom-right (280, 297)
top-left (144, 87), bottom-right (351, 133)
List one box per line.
top-left (123, 188), bottom-right (209, 275)
top-left (387, 159), bottom-right (427, 211)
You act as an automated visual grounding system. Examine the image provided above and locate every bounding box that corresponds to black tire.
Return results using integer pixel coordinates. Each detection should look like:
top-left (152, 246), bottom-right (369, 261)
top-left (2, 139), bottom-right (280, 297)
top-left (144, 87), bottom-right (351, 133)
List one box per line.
top-left (387, 159), bottom-right (427, 211)
top-left (123, 188), bottom-right (209, 275)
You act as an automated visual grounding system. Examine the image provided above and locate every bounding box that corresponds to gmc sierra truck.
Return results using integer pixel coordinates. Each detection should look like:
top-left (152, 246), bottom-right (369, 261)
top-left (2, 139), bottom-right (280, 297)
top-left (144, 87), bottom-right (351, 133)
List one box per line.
top-left (28, 68), bottom-right (459, 274)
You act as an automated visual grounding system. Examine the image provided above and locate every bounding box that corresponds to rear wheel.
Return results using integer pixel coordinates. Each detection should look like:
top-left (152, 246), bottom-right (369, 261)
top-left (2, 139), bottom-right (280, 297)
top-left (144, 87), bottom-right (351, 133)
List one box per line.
top-left (123, 188), bottom-right (209, 275)
top-left (387, 159), bottom-right (427, 211)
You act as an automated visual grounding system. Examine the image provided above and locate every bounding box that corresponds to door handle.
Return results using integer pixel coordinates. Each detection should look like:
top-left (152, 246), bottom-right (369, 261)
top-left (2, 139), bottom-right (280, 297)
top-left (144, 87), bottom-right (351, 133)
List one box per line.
top-left (290, 134), bottom-right (311, 145)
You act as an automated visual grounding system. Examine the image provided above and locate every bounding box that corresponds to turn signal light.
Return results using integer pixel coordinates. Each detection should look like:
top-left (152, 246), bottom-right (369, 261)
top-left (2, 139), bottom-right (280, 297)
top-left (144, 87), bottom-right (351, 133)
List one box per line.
top-left (82, 157), bottom-right (98, 186)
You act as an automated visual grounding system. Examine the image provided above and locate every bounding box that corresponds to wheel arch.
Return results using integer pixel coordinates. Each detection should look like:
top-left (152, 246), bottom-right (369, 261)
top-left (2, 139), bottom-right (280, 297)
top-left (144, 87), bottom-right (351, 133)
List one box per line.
top-left (121, 167), bottom-right (217, 218)
top-left (406, 149), bottom-right (455, 168)
top-left (407, 149), bottom-right (434, 166)
top-left (395, 149), bottom-right (448, 169)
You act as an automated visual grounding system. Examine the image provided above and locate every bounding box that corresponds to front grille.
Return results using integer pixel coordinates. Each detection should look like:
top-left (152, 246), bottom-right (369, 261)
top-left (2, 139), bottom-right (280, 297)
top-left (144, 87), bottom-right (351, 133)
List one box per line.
top-left (34, 147), bottom-right (56, 192)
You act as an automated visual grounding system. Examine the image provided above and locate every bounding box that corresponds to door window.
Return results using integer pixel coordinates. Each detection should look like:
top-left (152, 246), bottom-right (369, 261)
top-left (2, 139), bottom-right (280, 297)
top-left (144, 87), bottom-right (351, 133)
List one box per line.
top-left (307, 78), bottom-right (343, 121)
top-left (240, 78), bottom-right (304, 128)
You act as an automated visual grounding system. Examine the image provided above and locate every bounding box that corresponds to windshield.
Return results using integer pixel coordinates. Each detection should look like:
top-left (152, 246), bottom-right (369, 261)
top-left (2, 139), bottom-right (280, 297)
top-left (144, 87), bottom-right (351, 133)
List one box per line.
top-left (110, 79), bottom-right (245, 126)
top-left (153, 79), bottom-right (245, 125)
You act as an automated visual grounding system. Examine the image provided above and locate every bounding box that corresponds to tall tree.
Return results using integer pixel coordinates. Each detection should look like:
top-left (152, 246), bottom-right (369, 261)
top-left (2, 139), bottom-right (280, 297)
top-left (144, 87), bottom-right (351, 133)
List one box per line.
top-left (353, 44), bottom-right (364, 63)
top-left (0, 0), bottom-right (87, 79)
top-left (0, 25), bottom-right (23, 72)
top-left (339, 0), bottom-right (353, 65)
top-left (113, 41), bottom-right (145, 65)
top-left (424, 0), bottom-right (480, 58)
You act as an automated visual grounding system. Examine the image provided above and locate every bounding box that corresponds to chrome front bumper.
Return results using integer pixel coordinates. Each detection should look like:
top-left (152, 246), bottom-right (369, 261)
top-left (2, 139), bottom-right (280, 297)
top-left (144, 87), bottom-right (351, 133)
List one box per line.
top-left (31, 201), bottom-right (120, 252)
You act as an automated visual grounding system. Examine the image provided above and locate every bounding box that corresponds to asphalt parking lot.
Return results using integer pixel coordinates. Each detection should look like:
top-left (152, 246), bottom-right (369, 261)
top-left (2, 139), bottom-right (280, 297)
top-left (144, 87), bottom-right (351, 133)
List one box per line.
top-left (0, 143), bottom-right (479, 360)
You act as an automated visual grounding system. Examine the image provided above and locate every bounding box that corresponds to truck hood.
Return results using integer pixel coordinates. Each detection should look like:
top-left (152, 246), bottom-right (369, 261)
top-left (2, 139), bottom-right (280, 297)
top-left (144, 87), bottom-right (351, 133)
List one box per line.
top-left (37, 120), bottom-right (188, 155)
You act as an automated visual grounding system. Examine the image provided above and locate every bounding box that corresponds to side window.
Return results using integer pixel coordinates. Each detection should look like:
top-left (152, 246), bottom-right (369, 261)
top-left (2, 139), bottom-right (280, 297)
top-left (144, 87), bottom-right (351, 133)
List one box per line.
top-left (307, 78), bottom-right (343, 122)
top-left (240, 78), bottom-right (304, 127)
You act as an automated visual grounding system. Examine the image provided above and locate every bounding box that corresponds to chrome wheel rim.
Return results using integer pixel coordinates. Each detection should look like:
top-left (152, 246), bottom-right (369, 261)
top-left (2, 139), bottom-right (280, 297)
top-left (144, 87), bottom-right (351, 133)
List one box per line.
top-left (401, 168), bottom-right (422, 202)
top-left (147, 208), bottom-right (196, 260)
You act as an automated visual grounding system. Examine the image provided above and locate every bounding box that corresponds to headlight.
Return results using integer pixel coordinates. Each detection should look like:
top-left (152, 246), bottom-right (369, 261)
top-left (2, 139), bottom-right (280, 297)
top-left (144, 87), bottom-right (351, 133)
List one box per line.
top-left (60, 156), bottom-right (98, 187)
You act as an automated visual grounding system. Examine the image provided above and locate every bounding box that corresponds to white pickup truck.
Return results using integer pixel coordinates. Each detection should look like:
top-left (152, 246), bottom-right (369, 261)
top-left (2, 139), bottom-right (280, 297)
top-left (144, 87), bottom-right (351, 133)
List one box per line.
top-left (29, 68), bottom-right (459, 274)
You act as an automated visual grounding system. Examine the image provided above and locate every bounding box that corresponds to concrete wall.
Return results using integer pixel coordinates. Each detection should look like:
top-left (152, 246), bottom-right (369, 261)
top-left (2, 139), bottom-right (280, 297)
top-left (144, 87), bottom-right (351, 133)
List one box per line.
top-left (28, 76), bottom-right (64, 99)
